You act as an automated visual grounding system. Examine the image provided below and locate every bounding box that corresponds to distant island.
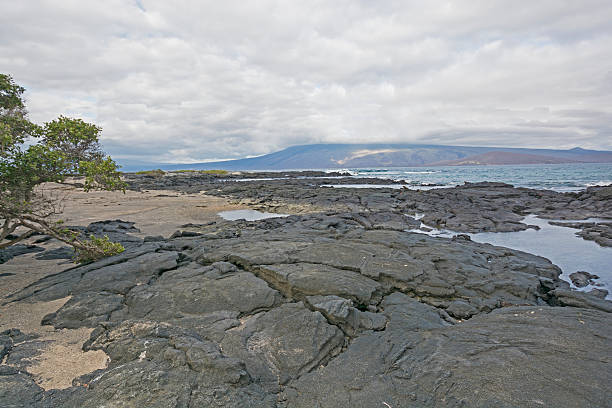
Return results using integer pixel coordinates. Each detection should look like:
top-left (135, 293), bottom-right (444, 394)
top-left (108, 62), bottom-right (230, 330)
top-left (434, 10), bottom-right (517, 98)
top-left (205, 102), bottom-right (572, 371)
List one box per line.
top-left (129, 144), bottom-right (612, 171)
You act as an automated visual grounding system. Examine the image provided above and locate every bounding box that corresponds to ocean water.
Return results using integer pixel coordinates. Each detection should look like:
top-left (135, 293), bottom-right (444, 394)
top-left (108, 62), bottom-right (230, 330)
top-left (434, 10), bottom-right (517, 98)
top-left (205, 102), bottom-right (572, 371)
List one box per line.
top-left (338, 162), bottom-right (612, 192)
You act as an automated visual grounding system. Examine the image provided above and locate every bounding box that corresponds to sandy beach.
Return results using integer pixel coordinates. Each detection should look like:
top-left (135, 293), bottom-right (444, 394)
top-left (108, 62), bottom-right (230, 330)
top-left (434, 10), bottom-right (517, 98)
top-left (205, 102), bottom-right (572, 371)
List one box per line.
top-left (1, 183), bottom-right (243, 390)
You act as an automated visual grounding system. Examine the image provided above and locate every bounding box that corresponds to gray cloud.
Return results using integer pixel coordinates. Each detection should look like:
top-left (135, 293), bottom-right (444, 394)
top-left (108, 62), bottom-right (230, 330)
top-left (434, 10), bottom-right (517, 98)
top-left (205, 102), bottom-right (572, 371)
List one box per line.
top-left (1, 0), bottom-right (611, 165)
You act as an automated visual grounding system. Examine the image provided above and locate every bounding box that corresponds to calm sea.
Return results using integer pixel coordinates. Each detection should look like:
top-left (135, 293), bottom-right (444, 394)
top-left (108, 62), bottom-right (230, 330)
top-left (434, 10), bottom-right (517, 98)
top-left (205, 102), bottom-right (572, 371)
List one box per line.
top-left (339, 162), bottom-right (612, 192)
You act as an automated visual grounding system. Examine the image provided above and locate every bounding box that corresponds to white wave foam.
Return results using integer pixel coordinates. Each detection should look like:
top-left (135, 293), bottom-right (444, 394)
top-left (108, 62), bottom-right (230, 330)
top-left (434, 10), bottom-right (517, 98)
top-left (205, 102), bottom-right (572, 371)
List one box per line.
top-left (585, 181), bottom-right (612, 187)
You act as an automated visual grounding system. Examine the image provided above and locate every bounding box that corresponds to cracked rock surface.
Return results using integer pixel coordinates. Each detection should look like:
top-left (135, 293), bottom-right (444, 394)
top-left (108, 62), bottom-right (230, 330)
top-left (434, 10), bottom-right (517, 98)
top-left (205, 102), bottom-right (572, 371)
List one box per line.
top-left (1, 179), bottom-right (611, 407)
top-left (125, 173), bottom-right (612, 244)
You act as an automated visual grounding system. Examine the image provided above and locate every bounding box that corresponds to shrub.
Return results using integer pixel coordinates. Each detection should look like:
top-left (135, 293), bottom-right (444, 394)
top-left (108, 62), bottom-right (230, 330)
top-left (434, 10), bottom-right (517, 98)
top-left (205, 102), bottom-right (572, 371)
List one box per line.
top-left (73, 234), bottom-right (125, 264)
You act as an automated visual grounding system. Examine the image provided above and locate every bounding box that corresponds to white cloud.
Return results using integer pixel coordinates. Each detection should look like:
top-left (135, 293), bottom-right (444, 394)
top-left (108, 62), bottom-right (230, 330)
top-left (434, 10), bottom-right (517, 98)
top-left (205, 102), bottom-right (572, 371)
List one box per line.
top-left (1, 0), bottom-right (611, 165)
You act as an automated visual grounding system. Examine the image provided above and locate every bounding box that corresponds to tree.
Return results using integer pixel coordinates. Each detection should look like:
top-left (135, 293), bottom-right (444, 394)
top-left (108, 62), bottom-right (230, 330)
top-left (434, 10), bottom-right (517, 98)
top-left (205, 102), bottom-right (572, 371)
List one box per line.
top-left (0, 73), bottom-right (126, 262)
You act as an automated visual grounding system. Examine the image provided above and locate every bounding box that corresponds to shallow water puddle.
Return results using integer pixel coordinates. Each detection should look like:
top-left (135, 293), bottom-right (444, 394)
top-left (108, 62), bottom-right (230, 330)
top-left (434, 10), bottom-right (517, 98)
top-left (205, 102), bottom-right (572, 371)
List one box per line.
top-left (218, 209), bottom-right (289, 221)
top-left (410, 214), bottom-right (612, 297)
top-left (469, 215), bottom-right (612, 295)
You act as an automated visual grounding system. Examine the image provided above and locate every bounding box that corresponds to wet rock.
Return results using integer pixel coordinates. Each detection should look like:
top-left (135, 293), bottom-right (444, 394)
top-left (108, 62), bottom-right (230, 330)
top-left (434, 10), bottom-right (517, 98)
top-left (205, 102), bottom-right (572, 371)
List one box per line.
top-left (550, 289), bottom-right (612, 313)
top-left (576, 223), bottom-right (612, 247)
top-left (125, 172), bottom-right (612, 237)
top-left (451, 233), bottom-right (471, 241)
top-left (588, 288), bottom-right (609, 299)
top-left (569, 271), bottom-right (600, 288)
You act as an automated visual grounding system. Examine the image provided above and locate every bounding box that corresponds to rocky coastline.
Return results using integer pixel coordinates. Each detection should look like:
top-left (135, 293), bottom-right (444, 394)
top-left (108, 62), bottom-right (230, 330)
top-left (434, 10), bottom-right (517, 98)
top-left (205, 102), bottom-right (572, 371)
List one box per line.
top-left (1, 172), bottom-right (611, 407)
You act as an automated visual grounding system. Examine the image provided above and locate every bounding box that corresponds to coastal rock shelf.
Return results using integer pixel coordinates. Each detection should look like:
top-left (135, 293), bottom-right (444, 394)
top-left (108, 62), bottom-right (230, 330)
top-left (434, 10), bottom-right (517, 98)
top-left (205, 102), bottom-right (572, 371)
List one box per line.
top-left (125, 173), bottom-right (612, 245)
top-left (2, 207), bottom-right (611, 407)
top-left (1, 174), bottom-right (611, 407)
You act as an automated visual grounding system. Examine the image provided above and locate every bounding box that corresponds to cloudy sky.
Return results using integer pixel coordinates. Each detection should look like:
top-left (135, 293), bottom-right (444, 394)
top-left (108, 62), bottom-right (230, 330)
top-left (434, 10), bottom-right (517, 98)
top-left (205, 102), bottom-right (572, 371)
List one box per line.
top-left (2, 1), bottom-right (612, 165)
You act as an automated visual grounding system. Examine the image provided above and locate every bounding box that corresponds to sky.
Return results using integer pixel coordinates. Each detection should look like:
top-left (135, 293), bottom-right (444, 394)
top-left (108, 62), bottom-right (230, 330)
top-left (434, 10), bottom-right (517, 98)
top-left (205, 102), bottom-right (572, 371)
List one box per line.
top-left (1, 0), bottom-right (612, 165)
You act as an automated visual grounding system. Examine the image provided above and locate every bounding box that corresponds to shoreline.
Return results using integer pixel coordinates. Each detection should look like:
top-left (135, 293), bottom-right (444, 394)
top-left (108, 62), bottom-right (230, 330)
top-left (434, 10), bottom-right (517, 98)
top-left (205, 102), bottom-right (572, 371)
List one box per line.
top-left (1, 173), bottom-right (611, 407)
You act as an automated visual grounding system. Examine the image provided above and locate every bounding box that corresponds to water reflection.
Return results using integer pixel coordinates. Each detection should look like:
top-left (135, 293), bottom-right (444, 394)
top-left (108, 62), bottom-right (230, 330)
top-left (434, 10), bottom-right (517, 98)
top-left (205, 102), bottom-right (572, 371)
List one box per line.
top-left (218, 209), bottom-right (289, 221)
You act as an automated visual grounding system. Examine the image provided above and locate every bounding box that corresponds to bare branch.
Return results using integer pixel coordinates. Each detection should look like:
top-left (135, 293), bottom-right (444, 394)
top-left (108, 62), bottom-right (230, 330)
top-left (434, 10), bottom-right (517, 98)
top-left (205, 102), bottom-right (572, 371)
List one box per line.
top-left (0, 229), bottom-right (33, 249)
top-left (18, 218), bottom-right (89, 251)
top-left (0, 218), bottom-right (20, 241)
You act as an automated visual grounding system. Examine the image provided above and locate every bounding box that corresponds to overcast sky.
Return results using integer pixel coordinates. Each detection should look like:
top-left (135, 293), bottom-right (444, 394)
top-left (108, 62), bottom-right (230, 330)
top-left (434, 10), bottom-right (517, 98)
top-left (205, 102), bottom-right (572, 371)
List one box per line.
top-left (2, 1), bottom-right (612, 164)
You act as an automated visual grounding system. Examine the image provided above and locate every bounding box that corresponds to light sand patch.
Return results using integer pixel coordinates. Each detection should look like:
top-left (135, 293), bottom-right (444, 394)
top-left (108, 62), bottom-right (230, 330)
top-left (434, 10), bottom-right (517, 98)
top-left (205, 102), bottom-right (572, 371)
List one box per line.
top-left (41, 182), bottom-right (245, 237)
top-left (1, 296), bottom-right (108, 390)
top-left (1, 183), bottom-right (242, 389)
top-left (28, 337), bottom-right (109, 390)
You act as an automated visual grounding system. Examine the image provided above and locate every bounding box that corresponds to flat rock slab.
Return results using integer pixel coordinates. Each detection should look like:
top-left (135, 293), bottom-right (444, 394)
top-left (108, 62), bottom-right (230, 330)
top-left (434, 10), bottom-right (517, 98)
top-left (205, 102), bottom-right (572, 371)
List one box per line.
top-left (255, 263), bottom-right (382, 305)
top-left (283, 300), bottom-right (612, 408)
top-left (2, 205), bottom-right (611, 407)
top-left (221, 303), bottom-right (345, 391)
top-left (124, 266), bottom-right (282, 321)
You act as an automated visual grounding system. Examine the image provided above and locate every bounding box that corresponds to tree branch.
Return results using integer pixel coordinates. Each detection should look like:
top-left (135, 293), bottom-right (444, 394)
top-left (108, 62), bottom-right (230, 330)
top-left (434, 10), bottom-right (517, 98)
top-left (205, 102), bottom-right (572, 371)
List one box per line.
top-left (0, 229), bottom-right (33, 249)
top-left (17, 218), bottom-right (90, 251)
top-left (0, 218), bottom-right (20, 242)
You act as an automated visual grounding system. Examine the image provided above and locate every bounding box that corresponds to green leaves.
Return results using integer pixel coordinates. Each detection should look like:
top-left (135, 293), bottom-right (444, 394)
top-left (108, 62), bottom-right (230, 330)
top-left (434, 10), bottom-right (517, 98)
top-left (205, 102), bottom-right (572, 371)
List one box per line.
top-left (0, 74), bottom-right (39, 155)
top-left (73, 234), bottom-right (125, 264)
top-left (1, 73), bottom-right (126, 263)
top-left (0, 73), bottom-right (26, 112)
top-left (80, 156), bottom-right (127, 192)
top-left (42, 116), bottom-right (101, 148)
top-left (42, 116), bottom-right (103, 173)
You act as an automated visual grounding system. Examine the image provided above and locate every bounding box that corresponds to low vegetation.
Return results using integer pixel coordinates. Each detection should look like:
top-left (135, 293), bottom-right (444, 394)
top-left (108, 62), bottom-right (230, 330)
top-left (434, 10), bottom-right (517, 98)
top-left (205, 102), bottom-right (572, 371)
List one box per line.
top-left (135, 169), bottom-right (165, 176)
top-left (201, 169), bottom-right (228, 175)
top-left (172, 169), bottom-right (228, 175)
top-left (73, 234), bottom-right (125, 263)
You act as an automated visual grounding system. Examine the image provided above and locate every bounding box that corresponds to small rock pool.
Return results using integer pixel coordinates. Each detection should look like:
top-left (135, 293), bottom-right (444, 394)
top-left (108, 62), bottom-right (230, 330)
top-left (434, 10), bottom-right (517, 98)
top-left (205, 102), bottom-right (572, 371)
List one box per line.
top-left (217, 209), bottom-right (289, 221)
top-left (411, 214), bottom-right (612, 297)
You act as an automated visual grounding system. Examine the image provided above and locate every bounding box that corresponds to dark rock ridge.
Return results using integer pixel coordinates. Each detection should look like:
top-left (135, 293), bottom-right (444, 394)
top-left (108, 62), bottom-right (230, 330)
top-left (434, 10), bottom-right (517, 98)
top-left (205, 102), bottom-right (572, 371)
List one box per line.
top-left (2, 206), bottom-right (611, 407)
top-left (550, 220), bottom-right (612, 247)
top-left (125, 173), bottom-right (612, 244)
top-left (0, 220), bottom-right (144, 265)
top-left (0, 244), bottom-right (44, 264)
top-left (569, 271), bottom-right (601, 288)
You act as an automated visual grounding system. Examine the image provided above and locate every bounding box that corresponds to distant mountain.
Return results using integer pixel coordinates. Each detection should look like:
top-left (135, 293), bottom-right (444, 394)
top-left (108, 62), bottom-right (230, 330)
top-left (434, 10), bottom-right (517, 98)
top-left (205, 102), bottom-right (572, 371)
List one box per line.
top-left (432, 151), bottom-right (580, 166)
top-left (150, 144), bottom-right (612, 171)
